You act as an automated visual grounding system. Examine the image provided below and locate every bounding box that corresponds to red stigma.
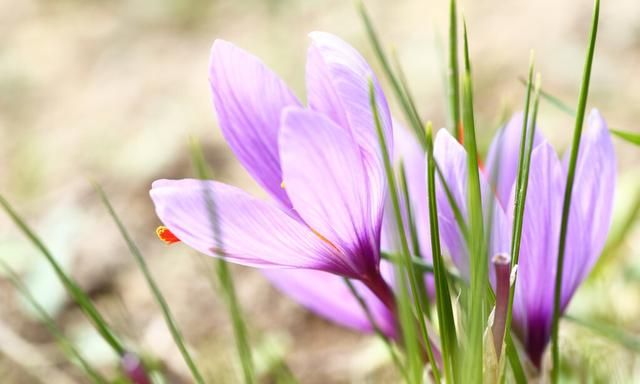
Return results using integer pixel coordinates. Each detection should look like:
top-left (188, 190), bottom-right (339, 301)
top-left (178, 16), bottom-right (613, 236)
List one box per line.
top-left (457, 121), bottom-right (485, 171)
top-left (156, 226), bottom-right (180, 244)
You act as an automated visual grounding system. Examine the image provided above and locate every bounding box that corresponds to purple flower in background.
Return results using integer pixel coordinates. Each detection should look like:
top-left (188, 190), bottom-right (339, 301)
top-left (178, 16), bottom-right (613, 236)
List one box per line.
top-left (381, 123), bottom-right (432, 261)
top-left (150, 32), bottom-right (398, 334)
top-left (434, 110), bottom-right (616, 367)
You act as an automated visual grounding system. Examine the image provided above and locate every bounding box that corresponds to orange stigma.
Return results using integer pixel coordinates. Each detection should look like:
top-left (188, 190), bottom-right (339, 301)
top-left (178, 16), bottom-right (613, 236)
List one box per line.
top-left (156, 226), bottom-right (180, 244)
top-left (456, 121), bottom-right (485, 171)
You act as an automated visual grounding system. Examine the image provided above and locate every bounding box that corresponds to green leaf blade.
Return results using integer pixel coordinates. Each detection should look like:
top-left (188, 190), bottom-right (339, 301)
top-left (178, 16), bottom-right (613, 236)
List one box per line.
top-left (551, 0), bottom-right (601, 381)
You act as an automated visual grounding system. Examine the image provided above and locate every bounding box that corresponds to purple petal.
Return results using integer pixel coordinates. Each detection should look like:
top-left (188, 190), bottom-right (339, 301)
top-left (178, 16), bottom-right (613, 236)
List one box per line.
top-left (432, 129), bottom-right (509, 279)
top-left (209, 40), bottom-right (301, 208)
top-left (263, 267), bottom-right (396, 338)
top-left (510, 141), bottom-right (565, 367)
top-left (150, 179), bottom-right (345, 272)
top-left (279, 108), bottom-right (383, 277)
top-left (432, 129), bottom-right (470, 276)
top-left (306, 32), bottom-right (392, 206)
top-left (485, 112), bottom-right (543, 208)
top-left (562, 109), bottom-right (616, 303)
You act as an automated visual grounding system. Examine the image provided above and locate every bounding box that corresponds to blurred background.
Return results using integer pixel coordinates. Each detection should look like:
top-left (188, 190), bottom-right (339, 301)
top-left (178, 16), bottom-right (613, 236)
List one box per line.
top-left (1, 0), bottom-right (639, 382)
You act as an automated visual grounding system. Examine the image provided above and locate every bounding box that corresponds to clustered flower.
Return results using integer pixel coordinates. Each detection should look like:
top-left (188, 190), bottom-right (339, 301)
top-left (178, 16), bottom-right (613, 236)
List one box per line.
top-left (150, 32), bottom-right (615, 369)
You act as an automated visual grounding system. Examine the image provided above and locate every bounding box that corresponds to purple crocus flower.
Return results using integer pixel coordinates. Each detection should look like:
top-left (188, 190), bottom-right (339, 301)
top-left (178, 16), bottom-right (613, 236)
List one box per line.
top-left (150, 32), bottom-right (398, 333)
top-left (264, 122), bottom-right (434, 338)
top-left (433, 111), bottom-right (616, 368)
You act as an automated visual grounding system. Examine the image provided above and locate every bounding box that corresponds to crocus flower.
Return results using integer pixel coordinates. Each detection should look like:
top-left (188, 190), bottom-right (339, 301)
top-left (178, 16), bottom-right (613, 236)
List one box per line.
top-left (434, 110), bottom-right (616, 367)
top-left (150, 32), bottom-right (398, 333)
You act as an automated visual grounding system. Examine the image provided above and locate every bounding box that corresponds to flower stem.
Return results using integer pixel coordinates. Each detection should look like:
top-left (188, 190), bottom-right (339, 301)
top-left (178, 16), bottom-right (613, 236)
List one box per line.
top-left (363, 273), bottom-right (397, 314)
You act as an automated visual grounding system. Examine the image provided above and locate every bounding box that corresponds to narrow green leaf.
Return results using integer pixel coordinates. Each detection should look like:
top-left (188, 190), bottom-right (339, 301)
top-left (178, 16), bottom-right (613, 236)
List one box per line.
top-left (504, 334), bottom-right (527, 384)
top-left (398, 162), bottom-right (431, 319)
top-left (449, 0), bottom-right (462, 140)
top-left (551, 0), bottom-right (600, 381)
top-left (393, 265), bottom-right (422, 383)
top-left (460, 20), bottom-right (488, 382)
top-left (358, 2), bottom-right (423, 142)
top-left (370, 80), bottom-right (441, 383)
top-left (609, 128), bottom-right (640, 146)
top-left (522, 78), bottom-right (639, 148)
top-left (380, 251), bottom-right (465, 286)
top-left (391, 51), bottom-right (427, 146)
top-left (0, 193), bottom-right (125, 356)
top-left (0, 260), bottom-right (108, 384)
top-left (565, 314), bottom-right (640, 353)
top-left (189, 139), bottom-right (256, 384)
top-left (519, 77), bottom-right (575, 116)
top-left (392, 43), bottom-right (471, 249)
top-left (398, 163), bottom-right (423, 263)
top-left (358, 3), bottom-right (472, 257)
top-left (215, 260), bottom-right (255, 383)
top-left (426, 122), bottom-right (458, 383)
top-left (500, 60), bottom-right (539, 382)
top-left (94, 184), bottom-right (206, 384)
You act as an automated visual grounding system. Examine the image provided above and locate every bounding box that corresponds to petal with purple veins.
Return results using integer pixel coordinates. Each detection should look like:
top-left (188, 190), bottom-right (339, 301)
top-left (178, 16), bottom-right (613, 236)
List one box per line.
top-left (306, 32), bottom-right (393, 204)
top-left (432, 129), bottom-right (508, 279)
top-left (509, 141), bottom-right (564, 367)
top-left (209, 40), bottom-right (301, 208)
top-left (279, 108), bottom-right (383, 277)
top-left (150, 179), bottom-right (347, 273)
top-left (562, 109), bottom-right (616, 304)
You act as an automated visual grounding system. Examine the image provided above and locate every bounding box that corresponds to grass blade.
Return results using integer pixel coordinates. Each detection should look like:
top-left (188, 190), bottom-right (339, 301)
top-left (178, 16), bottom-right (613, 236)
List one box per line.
top-left (551, 0), bottom-right (600, 381)
top-left (381, 251), bottom-right (464, 286)
top-left (609, 128), bottom-right (640, 146)
top-left (522, 78), bottom-right (638, 148)
top-left (519, 77), bottom-right (575, 116)
top-left (215, 259), bottom-right (255, 383)
top-left (460, 20), bottom-right (488, 382)
top-left (189, 139), bottom-right (256, 384)
top-left (398, 163), bottom-right (424, 263)
top-left (0, 193), bottom-right (126, 357)
top-left (94, 184), bottom-right (206, 384)
top-left (398, 162), bottom-right (431, 317)
top-left (358, 2), bottom-right (423, 141)
top-left (564, 314), bottom-right (640, 353)
top-left (499, 59), bottom-right (539, 381)
top-left (426, 122), bottom-right (459, 383)
top-left (525, 78), bottom-right (639, 150)
top-left (449, 0), bottom-right (462, 140)
top-left (0, 259), bottom-right (109, 383)
top-left (370, 80), bottom-right (441, 382)
top-left (504, 334), bottom-right (527, 384)
top-left (358, 3), bottom-right (472, 260)
top-left (392, 51), bottom-right (427, 146)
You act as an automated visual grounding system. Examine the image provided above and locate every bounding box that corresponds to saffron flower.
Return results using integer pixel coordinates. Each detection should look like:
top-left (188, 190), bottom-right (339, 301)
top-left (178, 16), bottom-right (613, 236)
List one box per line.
top-left (150, 32), bottom-right (398, 334)
top-left (434, 111), bottom-right (616, 367)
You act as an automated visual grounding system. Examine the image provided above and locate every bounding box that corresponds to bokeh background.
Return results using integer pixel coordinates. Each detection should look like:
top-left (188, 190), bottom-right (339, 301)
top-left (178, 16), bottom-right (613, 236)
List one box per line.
top-left (1, 0), bottom-right (639, 382)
